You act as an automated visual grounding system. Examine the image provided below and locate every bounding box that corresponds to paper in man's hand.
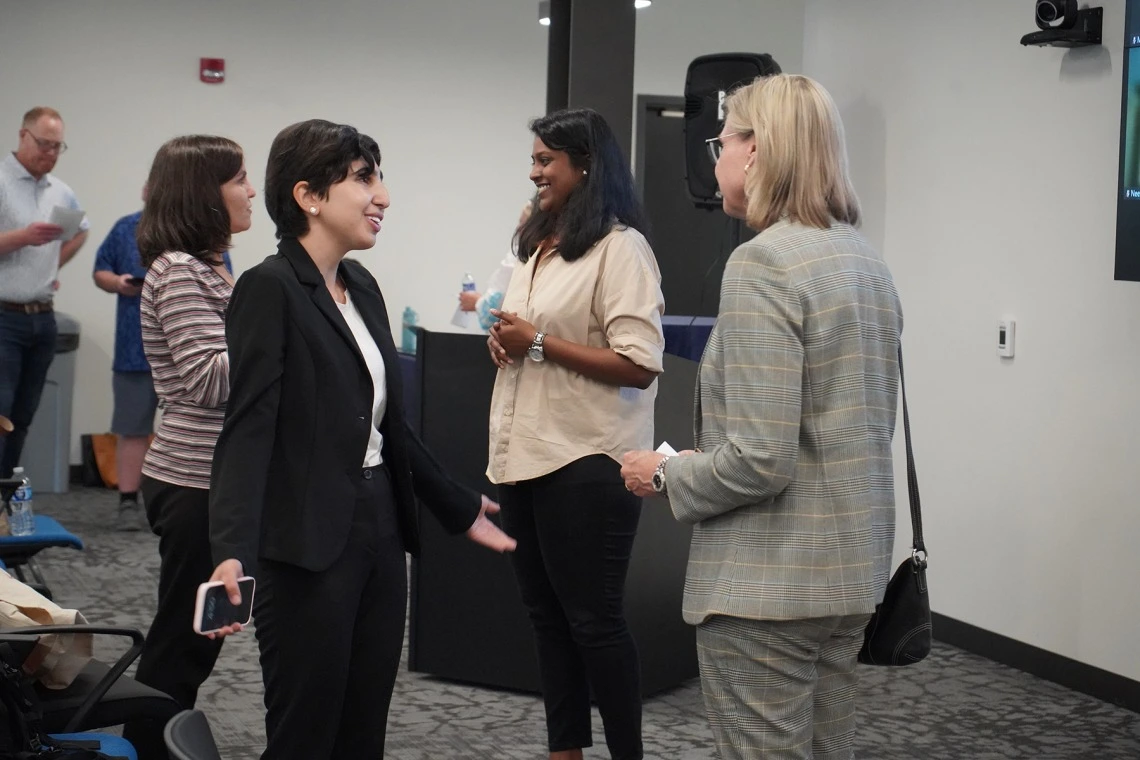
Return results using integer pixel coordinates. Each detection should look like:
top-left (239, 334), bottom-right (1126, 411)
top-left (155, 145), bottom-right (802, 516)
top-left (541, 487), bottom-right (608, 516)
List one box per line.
top-left (49, 206), bottom-right (85, 239)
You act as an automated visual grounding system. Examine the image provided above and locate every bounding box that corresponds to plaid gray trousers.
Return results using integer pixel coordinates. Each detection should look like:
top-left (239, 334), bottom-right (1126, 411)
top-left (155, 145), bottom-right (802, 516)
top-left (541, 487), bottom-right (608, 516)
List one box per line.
top-left (696, 614), bottom-right (872, 760)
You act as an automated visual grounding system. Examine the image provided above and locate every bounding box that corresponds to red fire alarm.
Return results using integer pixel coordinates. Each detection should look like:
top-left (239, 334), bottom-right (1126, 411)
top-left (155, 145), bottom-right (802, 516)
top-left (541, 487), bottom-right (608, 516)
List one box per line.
top-left (200, 58), bottom-right (225, 84)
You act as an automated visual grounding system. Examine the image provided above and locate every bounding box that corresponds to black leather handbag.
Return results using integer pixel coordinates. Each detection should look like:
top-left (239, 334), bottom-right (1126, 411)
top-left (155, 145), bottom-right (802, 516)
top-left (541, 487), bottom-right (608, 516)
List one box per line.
top-left (858, 348), bottom-right (931, 666)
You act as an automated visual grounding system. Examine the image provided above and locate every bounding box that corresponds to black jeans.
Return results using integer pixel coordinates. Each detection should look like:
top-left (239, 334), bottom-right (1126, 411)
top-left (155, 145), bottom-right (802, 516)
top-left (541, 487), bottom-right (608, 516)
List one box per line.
top-left (254, 464), bottom-right (407, 759)
top-left (123, 478), bottom-right (225, 760)
top-left (0, 310), bottom-right (57, 478)
top-left (499, 454), bottom-right (644, 760)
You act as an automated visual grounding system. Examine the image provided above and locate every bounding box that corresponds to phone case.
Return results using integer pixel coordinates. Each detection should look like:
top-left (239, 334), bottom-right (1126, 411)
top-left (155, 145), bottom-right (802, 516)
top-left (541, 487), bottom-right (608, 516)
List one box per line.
top-left (193, 576), bottom-right (255, 634)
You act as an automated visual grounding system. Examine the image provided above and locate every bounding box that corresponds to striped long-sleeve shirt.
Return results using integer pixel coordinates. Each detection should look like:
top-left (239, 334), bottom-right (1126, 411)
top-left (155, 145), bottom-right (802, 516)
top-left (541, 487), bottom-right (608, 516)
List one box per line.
top-left (140, 251), bottom-right (233, 490)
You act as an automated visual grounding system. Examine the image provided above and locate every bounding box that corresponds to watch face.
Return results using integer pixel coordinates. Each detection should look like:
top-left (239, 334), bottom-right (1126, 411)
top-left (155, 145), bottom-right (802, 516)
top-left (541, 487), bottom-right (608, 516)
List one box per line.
top-left (652, 471), bottom-right (665, 492)
top-left (527, 347), bottom-right (545, 362)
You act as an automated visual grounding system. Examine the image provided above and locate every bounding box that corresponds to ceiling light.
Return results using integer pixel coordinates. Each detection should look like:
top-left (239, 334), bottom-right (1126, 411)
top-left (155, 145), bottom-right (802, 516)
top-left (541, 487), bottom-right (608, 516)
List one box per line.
top-left (539, 0), bottom-right (650, 26)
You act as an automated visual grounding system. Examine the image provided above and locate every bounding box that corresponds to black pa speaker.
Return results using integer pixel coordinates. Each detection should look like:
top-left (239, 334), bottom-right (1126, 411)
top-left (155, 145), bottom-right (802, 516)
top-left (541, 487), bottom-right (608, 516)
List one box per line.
top-left (683, 53), bottom-right (781, 207)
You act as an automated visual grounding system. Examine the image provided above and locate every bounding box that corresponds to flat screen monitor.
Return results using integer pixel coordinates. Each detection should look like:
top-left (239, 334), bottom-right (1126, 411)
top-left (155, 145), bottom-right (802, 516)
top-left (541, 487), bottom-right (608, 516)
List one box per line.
top-left (1115, 0), bottom-right (1140, 280)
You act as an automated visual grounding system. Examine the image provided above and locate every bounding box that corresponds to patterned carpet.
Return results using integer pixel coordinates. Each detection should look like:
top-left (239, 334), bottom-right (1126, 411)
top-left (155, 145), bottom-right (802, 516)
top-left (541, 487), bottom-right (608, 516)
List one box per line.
top-left (16, 487), bottom-right (1140, 759)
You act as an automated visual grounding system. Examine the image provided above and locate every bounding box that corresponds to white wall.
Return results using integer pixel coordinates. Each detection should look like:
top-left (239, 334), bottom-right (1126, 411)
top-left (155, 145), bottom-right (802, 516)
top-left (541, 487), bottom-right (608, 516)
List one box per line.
top-left (635, 0), bottom-right (805, 97)
top-left (804, 0), bottom-right (1140, 681)
top-left (2, 0), bottom-right (808, 465)
top-left (2, 0), bottom-right (548, 461)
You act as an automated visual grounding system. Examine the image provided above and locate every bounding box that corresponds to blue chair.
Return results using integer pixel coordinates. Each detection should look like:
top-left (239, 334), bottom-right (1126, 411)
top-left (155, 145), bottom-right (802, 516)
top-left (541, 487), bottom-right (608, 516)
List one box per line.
top-left (0, 476), bottom-right (84, 597)
top-left (0, 514), bottom-right (85, 586)
top-left (45, 732), bottom-right (137, 759)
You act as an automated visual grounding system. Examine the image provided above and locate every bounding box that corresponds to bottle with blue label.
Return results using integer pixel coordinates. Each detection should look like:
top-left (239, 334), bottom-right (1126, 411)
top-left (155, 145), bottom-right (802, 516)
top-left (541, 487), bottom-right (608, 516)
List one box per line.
top-left (401, 306), bottom-right (419, 354)
top-left (9, 466), bottom-right (35, 536)
top-left (451, 273), bottom-right (478, 330)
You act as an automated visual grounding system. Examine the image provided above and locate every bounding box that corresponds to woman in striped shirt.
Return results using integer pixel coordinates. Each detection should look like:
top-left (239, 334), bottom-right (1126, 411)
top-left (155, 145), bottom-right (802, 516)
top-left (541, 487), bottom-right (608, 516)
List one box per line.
top-left (122, 134), bottom-right (255, 759)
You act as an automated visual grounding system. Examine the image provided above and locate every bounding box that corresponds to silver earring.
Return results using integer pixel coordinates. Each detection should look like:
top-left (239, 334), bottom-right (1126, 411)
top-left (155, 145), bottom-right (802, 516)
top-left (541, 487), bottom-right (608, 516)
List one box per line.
top-left (582, 169), bottom-right (588, 175)
top-left (309, 206), bottom-right (318, 215)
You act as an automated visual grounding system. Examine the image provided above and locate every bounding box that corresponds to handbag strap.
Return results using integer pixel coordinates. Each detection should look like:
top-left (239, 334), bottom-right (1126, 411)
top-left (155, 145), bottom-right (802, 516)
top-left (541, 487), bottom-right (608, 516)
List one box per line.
top-left (898, 346), bottom-right (926, 558)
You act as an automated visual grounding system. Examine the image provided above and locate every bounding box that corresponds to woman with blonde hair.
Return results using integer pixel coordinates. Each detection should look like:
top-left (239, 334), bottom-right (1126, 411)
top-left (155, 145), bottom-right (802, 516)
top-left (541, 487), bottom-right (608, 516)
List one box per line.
top-left (622, 74), bottom-right (903, 760)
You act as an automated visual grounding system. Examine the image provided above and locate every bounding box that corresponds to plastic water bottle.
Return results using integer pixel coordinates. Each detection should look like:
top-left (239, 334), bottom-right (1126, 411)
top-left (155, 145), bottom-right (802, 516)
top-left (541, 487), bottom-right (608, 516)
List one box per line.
top-left (10, 466), bottom-right (35, 537)
top-left (452, 273), bottom-right (478, 330)
top-left (401, 306), bottom-right (419, 354)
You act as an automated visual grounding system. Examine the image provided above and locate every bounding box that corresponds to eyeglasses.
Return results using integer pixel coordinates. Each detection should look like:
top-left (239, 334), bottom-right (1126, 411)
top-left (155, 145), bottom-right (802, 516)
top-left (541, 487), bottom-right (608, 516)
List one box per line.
top-left (704, 132), bottom-right (741, 165)
top-left (24, 130), bottom-right (67, 154)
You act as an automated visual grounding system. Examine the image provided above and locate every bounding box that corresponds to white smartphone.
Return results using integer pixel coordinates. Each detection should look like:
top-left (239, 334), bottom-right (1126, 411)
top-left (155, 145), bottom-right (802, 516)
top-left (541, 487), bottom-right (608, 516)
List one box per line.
top-left (193, 576), bottom-right (255, 635)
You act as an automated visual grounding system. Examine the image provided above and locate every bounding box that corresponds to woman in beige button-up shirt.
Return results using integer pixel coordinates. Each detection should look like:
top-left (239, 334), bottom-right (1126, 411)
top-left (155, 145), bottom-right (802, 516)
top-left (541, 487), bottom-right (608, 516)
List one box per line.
top-left (486, 108), bottom-right (665, 760)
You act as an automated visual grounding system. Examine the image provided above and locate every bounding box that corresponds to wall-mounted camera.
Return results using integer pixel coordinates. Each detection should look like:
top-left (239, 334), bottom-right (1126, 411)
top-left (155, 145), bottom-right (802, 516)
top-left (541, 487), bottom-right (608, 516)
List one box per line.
top-left (1020, 1), bottom-right (1102, 47)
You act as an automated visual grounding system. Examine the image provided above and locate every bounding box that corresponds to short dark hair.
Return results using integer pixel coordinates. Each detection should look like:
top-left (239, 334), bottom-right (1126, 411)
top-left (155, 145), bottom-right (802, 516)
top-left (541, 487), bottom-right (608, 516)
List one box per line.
top-left (137, 135), bottom-right (243, 268)
top-left (265, 120), bottom-right (382, 239)
top-left (514, 108), bottom-right (648, 263)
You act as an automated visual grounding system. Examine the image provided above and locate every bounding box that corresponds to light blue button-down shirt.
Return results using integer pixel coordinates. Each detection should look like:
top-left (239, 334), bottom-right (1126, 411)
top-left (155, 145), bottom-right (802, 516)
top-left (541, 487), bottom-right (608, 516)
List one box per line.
top-left (0, 152), bottom-right (89, 303)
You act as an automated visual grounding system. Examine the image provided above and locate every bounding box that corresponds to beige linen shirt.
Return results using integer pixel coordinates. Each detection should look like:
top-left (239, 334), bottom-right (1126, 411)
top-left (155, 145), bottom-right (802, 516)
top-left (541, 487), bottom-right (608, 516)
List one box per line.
top-left (487, 226), bottom-right (665, 484)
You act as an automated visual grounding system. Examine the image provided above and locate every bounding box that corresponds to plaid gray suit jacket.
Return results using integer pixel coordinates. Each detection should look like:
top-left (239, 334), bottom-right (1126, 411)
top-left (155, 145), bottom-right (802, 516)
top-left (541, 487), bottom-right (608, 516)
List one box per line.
top-left (666, 220), bottom-right (903, 625)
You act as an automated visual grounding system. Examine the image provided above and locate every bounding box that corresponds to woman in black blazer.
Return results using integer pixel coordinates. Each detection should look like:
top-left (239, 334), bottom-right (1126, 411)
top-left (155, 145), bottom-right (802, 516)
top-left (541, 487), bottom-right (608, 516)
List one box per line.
top-left (207, 119), bottom-right (515, 759)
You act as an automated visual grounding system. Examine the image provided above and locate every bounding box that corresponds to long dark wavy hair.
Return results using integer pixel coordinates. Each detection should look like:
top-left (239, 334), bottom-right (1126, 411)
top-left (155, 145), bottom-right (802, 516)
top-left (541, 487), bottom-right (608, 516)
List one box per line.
top-left (138, 135), bottom-right (243, 267)
top-left (514, 108), bottom-right (648, 263)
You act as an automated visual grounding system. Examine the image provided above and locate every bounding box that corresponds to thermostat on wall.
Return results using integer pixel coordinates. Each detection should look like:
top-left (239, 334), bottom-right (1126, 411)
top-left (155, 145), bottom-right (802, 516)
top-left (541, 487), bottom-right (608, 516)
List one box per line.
top-left (998, 319), bottom-right (1016, 358)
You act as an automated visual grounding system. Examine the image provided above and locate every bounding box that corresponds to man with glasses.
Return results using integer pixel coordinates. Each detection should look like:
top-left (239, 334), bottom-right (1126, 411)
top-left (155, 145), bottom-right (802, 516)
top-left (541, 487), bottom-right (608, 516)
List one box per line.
top-left (0, 106), bottom-right (88, 478)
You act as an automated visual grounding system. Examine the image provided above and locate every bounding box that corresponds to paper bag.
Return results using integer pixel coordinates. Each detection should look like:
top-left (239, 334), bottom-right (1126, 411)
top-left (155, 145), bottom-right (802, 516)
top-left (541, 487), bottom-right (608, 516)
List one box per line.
top-left (0, 572), bottom-right (93, 689)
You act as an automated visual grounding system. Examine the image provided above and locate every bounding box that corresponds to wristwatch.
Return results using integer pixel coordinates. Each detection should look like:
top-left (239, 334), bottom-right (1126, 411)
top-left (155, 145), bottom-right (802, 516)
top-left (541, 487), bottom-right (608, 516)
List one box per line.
top-left (527, 331), bottom-right (546, 362)
top-left (651, 456), bottom-right (669, 495)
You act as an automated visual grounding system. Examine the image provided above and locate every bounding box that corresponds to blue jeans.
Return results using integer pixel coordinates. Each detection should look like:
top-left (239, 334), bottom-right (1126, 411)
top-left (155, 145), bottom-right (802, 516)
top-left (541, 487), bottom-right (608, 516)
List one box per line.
top-left (0, 311), bottom-right (57, 478)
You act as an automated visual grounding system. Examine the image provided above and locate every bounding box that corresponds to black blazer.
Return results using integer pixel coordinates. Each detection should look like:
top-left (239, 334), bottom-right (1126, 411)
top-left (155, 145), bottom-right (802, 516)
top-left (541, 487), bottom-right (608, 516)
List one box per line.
top-left (209, 236), bottom-right (480, 574)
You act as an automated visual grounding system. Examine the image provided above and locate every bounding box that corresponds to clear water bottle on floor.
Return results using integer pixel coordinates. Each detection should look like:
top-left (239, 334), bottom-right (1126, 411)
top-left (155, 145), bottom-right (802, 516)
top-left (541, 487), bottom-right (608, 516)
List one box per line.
top-left (10, 466), bottom-right (35, 536)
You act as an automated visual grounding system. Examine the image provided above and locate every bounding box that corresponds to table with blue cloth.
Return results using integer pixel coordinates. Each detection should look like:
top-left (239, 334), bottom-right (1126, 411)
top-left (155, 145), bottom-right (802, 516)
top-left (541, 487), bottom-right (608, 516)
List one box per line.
top-left (662, 315), bottom-right (715, 362)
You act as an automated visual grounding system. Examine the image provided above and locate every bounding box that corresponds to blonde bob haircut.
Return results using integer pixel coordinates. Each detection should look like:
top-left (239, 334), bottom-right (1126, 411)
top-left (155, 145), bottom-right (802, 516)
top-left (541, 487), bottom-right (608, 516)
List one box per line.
top-left (724, 74), bottom-right (861, 231)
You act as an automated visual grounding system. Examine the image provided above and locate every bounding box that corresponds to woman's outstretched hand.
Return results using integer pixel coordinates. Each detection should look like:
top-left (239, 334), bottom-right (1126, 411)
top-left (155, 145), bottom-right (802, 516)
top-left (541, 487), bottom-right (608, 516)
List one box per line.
top-left (466, 495), bottom-right (517, 553)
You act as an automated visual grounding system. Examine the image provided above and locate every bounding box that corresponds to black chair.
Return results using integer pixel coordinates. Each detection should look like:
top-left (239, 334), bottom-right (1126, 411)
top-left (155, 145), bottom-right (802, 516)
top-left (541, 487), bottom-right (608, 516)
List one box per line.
top-left (0, 626), bottom-right (179, 733)
top-left (0, 630), bottom-right (151, 759)
top-left (163, 709), bottom-right (222, 760)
